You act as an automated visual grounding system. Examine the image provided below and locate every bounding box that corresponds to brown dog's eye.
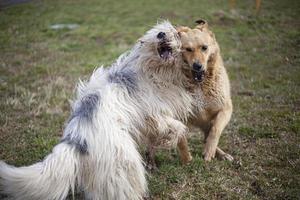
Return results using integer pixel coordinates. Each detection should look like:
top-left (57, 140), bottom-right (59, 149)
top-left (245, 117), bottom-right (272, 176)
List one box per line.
top-left (186, 47), bottom-right (193, 52)
top-left (201, 45), bottom-right (208, 51)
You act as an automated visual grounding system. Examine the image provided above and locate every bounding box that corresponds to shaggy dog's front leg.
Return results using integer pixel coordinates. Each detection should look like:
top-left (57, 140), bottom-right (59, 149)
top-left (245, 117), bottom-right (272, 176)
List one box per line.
top-left (162, 117), bottom-right (192, 164)
top-left (145, 135), bottom-right (192, 171)
top-left (177, 136), bottom-right (193, 164)
top-left (145, 116), bottom-right (191, 169)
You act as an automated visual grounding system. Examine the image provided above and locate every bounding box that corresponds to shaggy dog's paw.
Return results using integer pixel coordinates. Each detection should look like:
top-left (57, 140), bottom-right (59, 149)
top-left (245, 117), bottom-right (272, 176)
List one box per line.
top-left (181, 153), bottom-right (193, 165)
top-left (145, 162), bottom-right (158, 172)
top-left (145, 148), bottom-right (158, 172)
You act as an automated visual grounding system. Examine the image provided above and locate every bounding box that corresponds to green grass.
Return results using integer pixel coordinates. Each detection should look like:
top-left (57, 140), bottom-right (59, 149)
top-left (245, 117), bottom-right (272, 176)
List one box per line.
top-left (0, 0), bottom-right (299, 199)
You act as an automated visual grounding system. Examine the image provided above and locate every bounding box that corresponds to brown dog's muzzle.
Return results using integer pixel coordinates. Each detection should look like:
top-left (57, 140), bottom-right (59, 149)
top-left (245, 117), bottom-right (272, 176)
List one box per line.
top-left (191, 62), bottom-right (205, 82)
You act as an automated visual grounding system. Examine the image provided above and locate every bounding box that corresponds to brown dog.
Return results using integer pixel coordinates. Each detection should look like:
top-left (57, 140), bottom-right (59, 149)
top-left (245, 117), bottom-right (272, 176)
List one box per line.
top-left (177, 19), bottom-right (233, 162)
top-left (144, 20), bottom-right (233, 169)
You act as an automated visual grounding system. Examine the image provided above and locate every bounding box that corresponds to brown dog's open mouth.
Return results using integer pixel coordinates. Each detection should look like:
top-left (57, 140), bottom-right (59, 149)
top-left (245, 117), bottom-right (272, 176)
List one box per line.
top-left (157, 32), bottom-right (172, 60)
top-left (191, 69), bottom-right (205, 82)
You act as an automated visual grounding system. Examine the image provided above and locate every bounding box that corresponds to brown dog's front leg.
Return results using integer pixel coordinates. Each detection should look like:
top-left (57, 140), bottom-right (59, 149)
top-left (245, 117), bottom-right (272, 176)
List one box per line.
top-left (203, 102), bottom-right (232, 161)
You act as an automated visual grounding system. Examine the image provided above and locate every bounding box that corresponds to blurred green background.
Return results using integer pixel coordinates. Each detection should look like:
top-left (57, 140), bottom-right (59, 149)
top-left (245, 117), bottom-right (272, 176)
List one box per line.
top-left (0, 0), bottom-right (299, 199)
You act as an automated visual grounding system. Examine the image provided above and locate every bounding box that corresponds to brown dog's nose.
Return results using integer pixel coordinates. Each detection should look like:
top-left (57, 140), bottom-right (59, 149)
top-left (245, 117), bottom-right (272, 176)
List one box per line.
top-left (192, 62), bottom-right (202, 71)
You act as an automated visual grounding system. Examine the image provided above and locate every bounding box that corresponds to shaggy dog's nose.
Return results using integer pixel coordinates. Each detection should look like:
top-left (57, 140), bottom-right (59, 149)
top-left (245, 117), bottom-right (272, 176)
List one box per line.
top-left (193, 63), bottom-right (202, 71)
top-left (157, 32), bottom-right (166, 39)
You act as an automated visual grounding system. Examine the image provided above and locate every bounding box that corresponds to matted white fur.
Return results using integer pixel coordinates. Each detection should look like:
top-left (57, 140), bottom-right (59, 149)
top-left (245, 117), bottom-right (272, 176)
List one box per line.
top-left (0, 21), bottom-right (196, 200)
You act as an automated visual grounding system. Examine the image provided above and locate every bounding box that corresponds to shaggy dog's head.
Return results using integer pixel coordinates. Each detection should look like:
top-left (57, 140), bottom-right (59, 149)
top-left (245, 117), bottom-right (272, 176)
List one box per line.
top-left (177, 19), bottom-right (219, 82)
top-left (138, 21), bottom-right (182, 66)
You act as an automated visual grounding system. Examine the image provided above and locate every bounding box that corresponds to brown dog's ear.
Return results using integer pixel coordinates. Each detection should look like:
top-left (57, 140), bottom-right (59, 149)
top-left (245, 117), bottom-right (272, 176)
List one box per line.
top-left (195, 19), bottom-right (208, 31)
top-left (176, 26), bottom-right (189, 36)
top-left (195, 19), bottom-right (207, 25)
top-left (195, 19), bottom-right (216, 40)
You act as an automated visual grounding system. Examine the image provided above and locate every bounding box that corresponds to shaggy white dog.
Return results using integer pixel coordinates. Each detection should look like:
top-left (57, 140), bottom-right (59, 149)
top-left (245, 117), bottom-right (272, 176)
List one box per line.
top-left (0, 21), bottom-right (194, 200)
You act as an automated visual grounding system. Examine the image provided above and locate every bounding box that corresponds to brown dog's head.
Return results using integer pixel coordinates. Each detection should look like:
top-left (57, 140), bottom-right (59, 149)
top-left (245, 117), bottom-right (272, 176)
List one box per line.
top-left (177, 19), bottom-right (219, 82)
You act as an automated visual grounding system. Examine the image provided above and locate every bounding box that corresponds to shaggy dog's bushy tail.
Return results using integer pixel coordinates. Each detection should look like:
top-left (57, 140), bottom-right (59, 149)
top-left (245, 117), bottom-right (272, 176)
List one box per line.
top-left (0, 113), bottom-right (146, 200)
top-left (0, 143), bottom-right (79, 200)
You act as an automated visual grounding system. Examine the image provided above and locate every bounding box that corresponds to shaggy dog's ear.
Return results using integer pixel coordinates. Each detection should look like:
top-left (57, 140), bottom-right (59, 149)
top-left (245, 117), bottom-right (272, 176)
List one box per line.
top-left (176, 26), bottom-right (189, 37)
top-left (195, 19), bottom-right (208, 31)
top-left (137, 39), bottom-right (145, 45)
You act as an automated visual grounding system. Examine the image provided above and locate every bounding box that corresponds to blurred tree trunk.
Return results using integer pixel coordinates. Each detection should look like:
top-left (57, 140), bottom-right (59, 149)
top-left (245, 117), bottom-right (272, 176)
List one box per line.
top-left (229, 0), bottom-right (262, 14)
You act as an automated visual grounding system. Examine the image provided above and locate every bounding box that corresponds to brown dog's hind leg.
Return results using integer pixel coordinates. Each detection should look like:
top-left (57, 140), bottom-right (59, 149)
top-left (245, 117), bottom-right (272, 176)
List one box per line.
top-left (216, 147), bottom-right (234, 161)
top-left (177, 136), bottom-right (193, 164)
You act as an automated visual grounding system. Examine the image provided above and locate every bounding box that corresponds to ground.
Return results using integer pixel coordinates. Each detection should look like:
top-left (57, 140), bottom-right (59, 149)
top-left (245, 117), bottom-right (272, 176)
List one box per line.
top-left (0, 0), bottom-right (299, 199)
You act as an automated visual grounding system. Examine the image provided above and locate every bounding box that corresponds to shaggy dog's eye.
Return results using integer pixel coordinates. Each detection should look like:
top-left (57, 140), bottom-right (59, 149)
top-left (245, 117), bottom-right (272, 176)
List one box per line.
top-left (186, 47), bottom-right (193, 52)
top-left (201, 45), bottom-right (208, 51)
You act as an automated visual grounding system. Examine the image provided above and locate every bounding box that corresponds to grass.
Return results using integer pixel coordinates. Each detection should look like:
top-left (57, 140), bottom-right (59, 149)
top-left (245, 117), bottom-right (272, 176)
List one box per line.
top-left (0, 0), bottom-right (299, 199)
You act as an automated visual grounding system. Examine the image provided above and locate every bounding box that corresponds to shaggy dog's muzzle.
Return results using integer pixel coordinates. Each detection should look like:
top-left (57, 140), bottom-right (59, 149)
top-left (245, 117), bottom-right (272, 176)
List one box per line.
top-left (157, 32), bottom-right (173, 60)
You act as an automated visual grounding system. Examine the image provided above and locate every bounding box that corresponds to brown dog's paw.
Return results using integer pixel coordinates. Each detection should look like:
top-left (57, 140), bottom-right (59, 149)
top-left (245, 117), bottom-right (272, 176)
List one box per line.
top-left (215, 147), bottom-right (234, 162)
top-left (220, 153), bottom-right (234, 162)
top-left (203, 144), bottom-right (217, 162)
